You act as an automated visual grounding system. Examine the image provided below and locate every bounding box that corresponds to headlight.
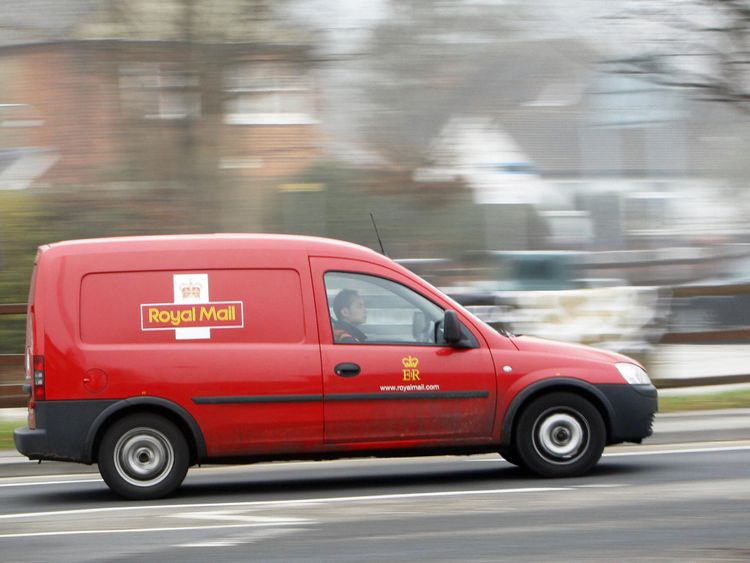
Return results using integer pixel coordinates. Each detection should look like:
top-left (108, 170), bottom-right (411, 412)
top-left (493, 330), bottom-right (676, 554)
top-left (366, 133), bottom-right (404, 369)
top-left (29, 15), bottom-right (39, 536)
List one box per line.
top-left (615, 363), bottom-right (652, 385)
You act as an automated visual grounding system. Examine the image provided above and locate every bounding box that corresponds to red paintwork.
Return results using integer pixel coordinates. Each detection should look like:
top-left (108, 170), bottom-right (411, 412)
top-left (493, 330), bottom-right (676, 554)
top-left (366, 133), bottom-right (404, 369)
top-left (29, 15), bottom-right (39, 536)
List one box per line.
top-left (27, 234), bottom-right (631, 459)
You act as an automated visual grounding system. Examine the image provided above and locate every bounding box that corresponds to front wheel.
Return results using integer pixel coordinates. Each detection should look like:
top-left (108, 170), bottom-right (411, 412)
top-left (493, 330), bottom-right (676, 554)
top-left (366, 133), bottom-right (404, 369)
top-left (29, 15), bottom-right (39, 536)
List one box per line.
top-left (499, 444), bottom-right (523, 467)
top-left (515, 392), bottom-right (605, 478)
top-left (98, 414), bottom-right (189, 500)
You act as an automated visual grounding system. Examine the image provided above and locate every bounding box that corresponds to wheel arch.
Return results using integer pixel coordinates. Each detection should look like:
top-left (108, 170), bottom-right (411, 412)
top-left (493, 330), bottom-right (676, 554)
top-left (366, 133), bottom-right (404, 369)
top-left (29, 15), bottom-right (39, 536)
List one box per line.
top-left (500, 378), bottom-right (616, 447)
top-left (84, 397), bottom-right (207, 465)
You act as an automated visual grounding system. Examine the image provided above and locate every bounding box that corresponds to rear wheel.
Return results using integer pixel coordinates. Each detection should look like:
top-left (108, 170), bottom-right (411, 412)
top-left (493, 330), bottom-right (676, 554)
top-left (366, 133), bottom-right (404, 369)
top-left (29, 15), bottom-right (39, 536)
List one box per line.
top-left (98, 414), bottom-right (189, 500)
top-left (515, 392), bottom-right (605, 478)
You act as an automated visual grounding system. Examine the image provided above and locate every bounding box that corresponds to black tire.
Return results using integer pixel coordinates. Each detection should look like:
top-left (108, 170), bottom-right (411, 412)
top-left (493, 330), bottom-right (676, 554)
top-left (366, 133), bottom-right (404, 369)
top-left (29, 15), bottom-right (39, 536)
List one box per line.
top-left (515, 392), bottom-right (605, 478)
top-left (98, 413), bottom-right (189, 500)
top-left (499, 444), bottom-right (523, 468)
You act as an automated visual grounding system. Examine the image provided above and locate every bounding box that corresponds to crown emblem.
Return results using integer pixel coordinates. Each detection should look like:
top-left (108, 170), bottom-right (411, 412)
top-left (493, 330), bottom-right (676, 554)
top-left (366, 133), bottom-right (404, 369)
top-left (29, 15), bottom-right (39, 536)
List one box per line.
top-left (180, 280), bottom-right (203, 300)
top-left (402, 356), bottom-right (419, 369)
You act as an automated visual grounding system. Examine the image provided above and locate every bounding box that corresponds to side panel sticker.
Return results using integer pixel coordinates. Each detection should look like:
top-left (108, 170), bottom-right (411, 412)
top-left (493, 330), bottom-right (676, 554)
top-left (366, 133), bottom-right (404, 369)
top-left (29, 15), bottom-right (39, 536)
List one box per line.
top-left (174, 273), bottom-right (210, 340)
top-left (140, 273), bottom-right (244, 340)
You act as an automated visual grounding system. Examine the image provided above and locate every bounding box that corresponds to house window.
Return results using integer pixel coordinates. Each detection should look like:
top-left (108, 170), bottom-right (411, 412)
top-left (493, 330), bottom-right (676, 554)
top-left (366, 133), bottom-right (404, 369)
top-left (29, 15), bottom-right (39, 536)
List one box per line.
top-left (0, 147), bottom-right (59, 191)
top-left (0, 104), bottom-right (57, 190)
top-left (586, 74), bottom-right (684, 128)
top-left (224, 62), bottom-right (315, 125)
top-left (119, 63), bottom-right (201, 120)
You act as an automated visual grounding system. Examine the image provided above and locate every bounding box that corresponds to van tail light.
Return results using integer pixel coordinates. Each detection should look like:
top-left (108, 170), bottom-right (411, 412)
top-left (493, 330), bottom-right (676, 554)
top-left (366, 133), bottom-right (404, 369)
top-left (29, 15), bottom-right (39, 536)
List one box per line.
top-left (32, 355), bottom-right (45, 401)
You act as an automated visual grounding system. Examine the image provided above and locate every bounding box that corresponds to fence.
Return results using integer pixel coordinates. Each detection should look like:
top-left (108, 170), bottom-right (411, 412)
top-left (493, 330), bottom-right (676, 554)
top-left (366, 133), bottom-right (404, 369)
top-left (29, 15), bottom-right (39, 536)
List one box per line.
top-left (2, 293), bottom-right (750, 408)
top-left (0, 303), bottom-right (25, 407)
top-left (660, 282), bottom-right (750, 344)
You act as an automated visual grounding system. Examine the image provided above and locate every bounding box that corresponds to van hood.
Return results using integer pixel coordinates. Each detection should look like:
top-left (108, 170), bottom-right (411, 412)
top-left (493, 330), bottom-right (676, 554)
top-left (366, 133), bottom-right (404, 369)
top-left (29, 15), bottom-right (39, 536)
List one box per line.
top-left (510, 335), bottom-right (635, 366)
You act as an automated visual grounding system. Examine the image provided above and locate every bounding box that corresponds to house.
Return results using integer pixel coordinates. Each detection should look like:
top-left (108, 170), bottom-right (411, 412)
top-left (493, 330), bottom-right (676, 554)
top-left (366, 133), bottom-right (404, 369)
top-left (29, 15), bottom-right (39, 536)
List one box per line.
top-left (0, 0), bottom-right (323, 200)
top-left (395, 37), bottom-right (750, 251)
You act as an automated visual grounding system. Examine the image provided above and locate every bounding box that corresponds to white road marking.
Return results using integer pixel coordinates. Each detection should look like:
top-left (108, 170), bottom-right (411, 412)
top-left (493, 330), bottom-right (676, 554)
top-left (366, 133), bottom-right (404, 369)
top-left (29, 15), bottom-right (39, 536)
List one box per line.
top-left (175, 527), bottom-right (304, 548)
top-left (0, 487), bottom-right (572, 521)
top-left (170, 511), bottom-right (307, 525)
top-left (0, 442), bottom-right (747, 500)
top-left (0, 478), bottom-right (102, 488)
top-left (574, 484), bottom-right (628, 488)
top-left (0, 521), bottom-right (307, 540)
top-left (473, 443), bottom-right (750, 463)
top-left (178, 541), bottom-right (237, 548)
top-left (603, 444), bottom-right (750, 457)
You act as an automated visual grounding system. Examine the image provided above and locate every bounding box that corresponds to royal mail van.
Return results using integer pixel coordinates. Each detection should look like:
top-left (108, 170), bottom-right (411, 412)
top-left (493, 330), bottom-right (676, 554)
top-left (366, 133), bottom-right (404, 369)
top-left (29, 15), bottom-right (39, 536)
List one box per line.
top-left (14, 235), bottom-right (657, 499)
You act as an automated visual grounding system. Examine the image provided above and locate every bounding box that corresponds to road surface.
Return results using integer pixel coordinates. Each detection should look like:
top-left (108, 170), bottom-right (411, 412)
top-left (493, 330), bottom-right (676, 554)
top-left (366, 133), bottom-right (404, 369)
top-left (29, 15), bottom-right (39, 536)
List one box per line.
top-left (1, 441), bottom-right (750, 562)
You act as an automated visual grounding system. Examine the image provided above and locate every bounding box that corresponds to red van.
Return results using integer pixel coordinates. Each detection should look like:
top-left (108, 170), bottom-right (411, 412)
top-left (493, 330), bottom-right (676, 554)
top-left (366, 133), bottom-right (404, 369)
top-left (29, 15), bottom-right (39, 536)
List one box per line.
top-left (14, 235), bottom-right (657, 499)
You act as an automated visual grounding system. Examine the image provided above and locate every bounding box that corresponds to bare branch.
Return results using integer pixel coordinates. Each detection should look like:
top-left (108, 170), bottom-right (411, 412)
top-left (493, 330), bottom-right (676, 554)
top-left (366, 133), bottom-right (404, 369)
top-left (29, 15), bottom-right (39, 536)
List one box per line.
top-left (605, 0), bottom-right (750, 114)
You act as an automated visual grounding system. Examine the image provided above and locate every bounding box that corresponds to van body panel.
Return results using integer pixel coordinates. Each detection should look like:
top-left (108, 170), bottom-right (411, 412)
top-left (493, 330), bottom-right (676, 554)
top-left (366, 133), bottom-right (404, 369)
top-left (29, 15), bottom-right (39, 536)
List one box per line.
top-left (13, 234), bottom-right (657, 496)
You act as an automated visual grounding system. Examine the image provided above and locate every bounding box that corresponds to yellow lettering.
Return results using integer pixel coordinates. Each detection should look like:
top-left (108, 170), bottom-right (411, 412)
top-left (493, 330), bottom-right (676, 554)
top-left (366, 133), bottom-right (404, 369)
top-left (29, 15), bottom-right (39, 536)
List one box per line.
top-left (200, 306), bottom-right (217, 321)
top-left (146, 303), bottom-right (241, 328)
top-left (402, 369), bottom-right (421, 382)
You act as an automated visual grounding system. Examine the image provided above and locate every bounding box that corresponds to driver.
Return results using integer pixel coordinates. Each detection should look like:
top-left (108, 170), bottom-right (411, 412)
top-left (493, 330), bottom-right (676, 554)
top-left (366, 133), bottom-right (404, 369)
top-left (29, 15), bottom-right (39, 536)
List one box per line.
top-left (332, 289), bottom-right (367, 343)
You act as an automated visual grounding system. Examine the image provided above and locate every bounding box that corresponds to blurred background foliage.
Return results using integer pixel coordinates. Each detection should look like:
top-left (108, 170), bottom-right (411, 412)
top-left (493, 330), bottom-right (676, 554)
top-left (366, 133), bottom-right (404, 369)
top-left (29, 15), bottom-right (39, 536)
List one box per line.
top-left (0, 184), bottom-right (198, 352)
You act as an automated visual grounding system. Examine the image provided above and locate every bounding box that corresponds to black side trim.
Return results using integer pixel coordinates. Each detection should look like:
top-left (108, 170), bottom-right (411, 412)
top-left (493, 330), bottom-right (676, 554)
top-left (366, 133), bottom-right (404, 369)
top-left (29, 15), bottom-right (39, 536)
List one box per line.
top-left (15, 397), bottom-right (209, 465)
top-left (596, 383), bottom-right (658, 442)
top-left (193, 391), bottom-right (489, 404)
top-left (500, 378), bottom-right (658, 447)
top-left (14, 399), bottom-right (118, 463)
top-left (193, 394), bottom-right (323, 405)
top-left (500, 378), bottom-right (616, 447)
top-left (326, 391), bottom-right (489, 402)
top-left (85, 397), bottom-right (208, 463)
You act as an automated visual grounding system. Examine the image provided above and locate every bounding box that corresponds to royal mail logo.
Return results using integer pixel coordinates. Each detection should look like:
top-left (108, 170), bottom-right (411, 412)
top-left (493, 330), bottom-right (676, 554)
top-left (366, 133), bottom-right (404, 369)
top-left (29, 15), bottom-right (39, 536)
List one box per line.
top-left (180, 280), bottom-right (204, 300)
top-left (401, 355), bottom-right (421, 382)
top-left (140, 273), bottom-right (244, 340)
top-left (402, 356), bottom-right (419, 369)
top-left (141, 302), bottom-right (244, 331)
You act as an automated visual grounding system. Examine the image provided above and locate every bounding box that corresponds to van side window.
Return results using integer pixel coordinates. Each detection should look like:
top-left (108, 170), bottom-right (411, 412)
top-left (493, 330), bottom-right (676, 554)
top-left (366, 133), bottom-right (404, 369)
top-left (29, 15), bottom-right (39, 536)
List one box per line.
top-left (324, 272), bottom-right (444, 345)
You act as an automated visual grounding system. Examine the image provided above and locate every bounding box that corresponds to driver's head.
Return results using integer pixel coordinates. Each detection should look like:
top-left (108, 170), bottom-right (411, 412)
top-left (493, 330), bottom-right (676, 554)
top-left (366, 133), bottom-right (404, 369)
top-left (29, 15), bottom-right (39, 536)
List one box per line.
top-left (333, 289), bottom-right (367, 326)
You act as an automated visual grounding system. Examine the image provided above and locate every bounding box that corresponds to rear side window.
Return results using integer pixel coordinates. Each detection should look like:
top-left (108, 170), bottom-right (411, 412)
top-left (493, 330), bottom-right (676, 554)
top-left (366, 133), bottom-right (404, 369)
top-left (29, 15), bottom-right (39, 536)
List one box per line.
top-left (80, 269), bottom-right (304, 344)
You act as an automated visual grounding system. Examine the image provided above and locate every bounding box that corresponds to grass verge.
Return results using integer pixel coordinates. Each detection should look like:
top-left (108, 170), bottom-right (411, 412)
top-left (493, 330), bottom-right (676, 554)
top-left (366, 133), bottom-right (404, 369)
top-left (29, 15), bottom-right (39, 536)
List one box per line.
top-left (658, 389), bottom-right (750, 413)
top-left (0, 420), bottom-right (22, 450)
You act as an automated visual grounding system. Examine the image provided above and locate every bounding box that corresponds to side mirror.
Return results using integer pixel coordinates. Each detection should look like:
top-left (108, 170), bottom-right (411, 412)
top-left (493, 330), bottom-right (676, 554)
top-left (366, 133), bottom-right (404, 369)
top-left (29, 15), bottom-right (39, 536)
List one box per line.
top-left (443, 310), bottom-right (463, 345)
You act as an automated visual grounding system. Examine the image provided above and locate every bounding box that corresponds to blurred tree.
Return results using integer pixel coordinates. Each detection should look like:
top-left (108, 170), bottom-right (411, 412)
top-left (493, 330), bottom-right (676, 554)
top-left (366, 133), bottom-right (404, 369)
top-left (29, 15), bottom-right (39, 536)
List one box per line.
top-left (605, 0), bottom-right (750, 114)
top-left (0, 192), bottom-right (63, 353)
top-left (355, 0), bottom-right (525, 168)
top-left (0, 184), bottom-right (195, 353)
top-left (74, 0), bottom-right (307, 231)
top-left (271, 161), bottom-right (485, 261)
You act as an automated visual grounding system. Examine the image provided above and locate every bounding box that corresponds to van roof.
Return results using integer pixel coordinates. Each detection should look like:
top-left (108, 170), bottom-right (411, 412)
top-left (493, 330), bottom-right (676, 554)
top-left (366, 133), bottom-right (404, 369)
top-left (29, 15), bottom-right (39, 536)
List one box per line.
top-left (41, 233), bottom-right (388, 262)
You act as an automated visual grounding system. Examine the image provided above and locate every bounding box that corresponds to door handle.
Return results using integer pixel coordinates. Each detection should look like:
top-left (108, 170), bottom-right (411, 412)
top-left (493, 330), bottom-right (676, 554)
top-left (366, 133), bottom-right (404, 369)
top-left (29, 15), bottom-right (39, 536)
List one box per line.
top-left (334, 362), bottom-right (361, 377)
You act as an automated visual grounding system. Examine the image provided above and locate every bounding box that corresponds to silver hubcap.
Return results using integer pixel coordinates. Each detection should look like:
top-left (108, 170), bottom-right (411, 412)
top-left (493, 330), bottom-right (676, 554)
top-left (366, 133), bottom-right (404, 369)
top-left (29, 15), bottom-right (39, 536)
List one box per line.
top-left (534, 411), bottom-right (587, 464)
top-left (113, 427), bottom-right (174, 487)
